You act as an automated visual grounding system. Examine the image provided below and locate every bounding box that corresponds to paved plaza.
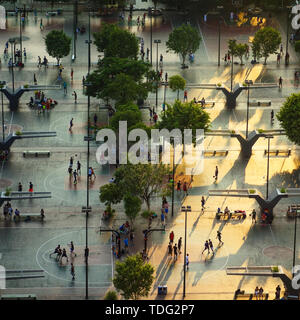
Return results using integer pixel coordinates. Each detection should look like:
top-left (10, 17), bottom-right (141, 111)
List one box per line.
top-left (0, 0), bottom-right (300, 300)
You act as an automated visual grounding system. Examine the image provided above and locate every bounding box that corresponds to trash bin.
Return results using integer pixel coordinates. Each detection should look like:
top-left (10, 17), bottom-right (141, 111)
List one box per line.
top-left (158, 285), bottom-right (167, 295)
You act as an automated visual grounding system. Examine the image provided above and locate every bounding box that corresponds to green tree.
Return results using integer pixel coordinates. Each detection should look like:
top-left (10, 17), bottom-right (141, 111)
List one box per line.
top-left (115, 163), bottom-right (171, 211)
top-left (85, 57), bottom-right (157, 104)
top-left (113, 254), bottom-right (154, 300)
top-left (44, 30), bottom-right (71, 65)
top-left (168, 75), bottom-right (186, 99)
top-left (123, 194), bottom-right (142, 227)
top-left (94, 23), bottom-right (138, 59)
top-left (228, 39), bottom-right (248, 65)
top-left (166, 24), bottom-right (201, 67)
top-left (99, 183), bottom-right (123, 214)
top-left (157, 100), bottom-right (210, 144)
top-left (277, 93), bottom-right (300, 145)
top-left (251, 27), bottom-right (281, 64)
top-left (110, 106), bottom-right (143, 132)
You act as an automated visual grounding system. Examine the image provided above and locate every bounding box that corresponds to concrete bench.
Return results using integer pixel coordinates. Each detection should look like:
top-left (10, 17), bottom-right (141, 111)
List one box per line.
top-left (23, 151), bottom-right (51, 157)
top-left (287, 206), bottom-right (300, 218)
top-left (7, 12), bottom-right (17, 16)
top-left (231, 211), bottom-right (246, 220)
top-left (196, 101), bottom-right (215, 108)
top-left (18, 213), bottom-right (44, 221)
top-left (264, 149), bottom-right (291, 157)
top-left (215, 211), bottom-right (230, 220)
top-left (46, 11), bottom-right (57, 16)
top-left (249, 100), bottom-right (271, 107)
top-left (204, 150), bottom-right (228, 157)
top-left (1, 294), bottom-right (37, 300)
top-left (235, 293), bottom-right (253, 300)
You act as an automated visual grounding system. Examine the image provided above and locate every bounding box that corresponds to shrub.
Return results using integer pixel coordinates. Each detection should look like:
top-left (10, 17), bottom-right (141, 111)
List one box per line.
top-left (15, 131), bottom-right (22, 136)
top-left (280, 188), bottom-right (286, 193)
top-left (5, 187), bottom-right (11, 196)
top-left (104, 289), bottom-right (118, 300)
top-left (271, 266), bottom-right (279, 272)
top-left (249, 189), bottom-right (256, 194)
top-left (141, 210), bottom-right (155, 219)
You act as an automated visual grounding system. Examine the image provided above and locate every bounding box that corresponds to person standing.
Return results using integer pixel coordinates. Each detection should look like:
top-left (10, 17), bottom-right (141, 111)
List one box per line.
top-left (216, 231), bottom-right (223, 245)
top-left (33, 73), bottom-right (37, 85)
top-left (186, 253), bottom-right (189, 270)
top-left (251, 209), bottom-right (256, 223)
top-left (63, 81), bottom-right (67, 95)
top-left (124, 237), bottom-right (129, 253)
top-left (71, 68), bottom-right (74, 81)
top-left (77, 161), bottom-right (81, 175)
top-left (29, 182), bottom-right (33, 193)
top-left (14, 208), bottom-right (20, 221)
top-left (254, 286), bottom-right (259, 300)
top-left (70, 263), bottom-right (75, 280)
top-left (69, 241), bottom-right (77, 257)
top-left (160, 210), bottom-right (165, 227)
top-left (271, 109), bottom-right (274, 124)
top-left (72, 91), bottom-right (77, 103)
top-left (60, 248), bottom-right (69, 263)
top-left (40, 18), bottom-right (43, 30)
top-left (184, 90), bottom-right (188, 102)
top-left (214, 166), bottom-right (219, 182)
top-left (183, 181), bottom-right (188, 195)
top-left (275, 285), bottom-right (281, 300)
top-left (94, 114), bottom-right (98, 126)
top-left (169, 231), bottom-right (174, 243)
top-left (177, 180), bottom-right (181, 192)
top-left (18, 182), bottom-right (23, 192)
top-left (153, 112), bottom-right (158, 124)
top-left (259, 287), bottom-right (264, 300)
top-left (208, 239), bottom-right (214, 254)
top-left (279, 76), bottom-right (283, 89)
top-left (69, 118), bottom-right (74, 132)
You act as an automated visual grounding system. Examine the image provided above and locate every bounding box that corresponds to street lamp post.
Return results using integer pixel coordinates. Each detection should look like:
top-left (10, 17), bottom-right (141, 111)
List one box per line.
top-left (143, 227), bottom-right (165, 252)
top-left (154, 39), bottom-right (161, 110)
top-left (0, 81), bottom-right (6, 143)
top-left (217, 6), bottom-right (224, 67)
top-left (286, 6), bottom-right (292, 66)
top-left (265, 135), bottom-right (274, 200)
top-left (230, 53), bottom-right (234, 91)
top-left (245, 79), bottom-right (253, 139)
top-left (293, 213), bottom-right (298, 278)
top-left (8, 39), bottom-right (15, 93)
top-left (181, 205), bottom-right (191, 299)
top-left (19, 9), bottom-right (23, 64)
top-left (73, 0), bottom-right (78, 59)
top-left (148, 7), bottom-right (153, 65)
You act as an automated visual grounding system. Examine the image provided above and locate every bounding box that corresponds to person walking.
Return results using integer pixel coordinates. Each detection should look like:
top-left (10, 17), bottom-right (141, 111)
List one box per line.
top-left (72, 91), bottom-right (77, 103)
top-left (173, 243), bottom-right (178, 261)
top-left (18, 182), bottom-right (23, 192)
top-left (271, 109), bottom-right (274, 124)
top-left (40, 18), bottom-right (43, 30)
top-left (259, 287), bottom-right (264, 300)
top-left (124, 237), bottom-right (129, 253)
top-left (178, 237), bottom-right (182, 254)
top-left (93, 114), bottom-right (98, 126)
top-left (33, 73), bottom-right (37, 85)
top-left (254, 286), bottom-right (259, 300)
top-left (168, 242), bottom-right (173, 257)
top-left (208, 239), bottom-right (214, 254)
top-left (60, 248), bottom-right (69, 263)
top-left (69, 118), bottom-right (74, 132)
top-left (40, 208), bottom-right (45, 220)
top-left (69, 156), bottom-right (73, 168)
top-left (279, 76), bottom-right (283, 89)
top-left (275, 285), bottom-right (281, 300)
top-left (251, 209), bottom-right (257, 223)
top-left (14, 208), bottom-right (20, 221)
top-left (77, 161), bottom-right (81, 175)
top-left (70, 263), bottom-right (75, 280)
top-left (183, 181), bottom-right (188, 195)
top-left (50, 244), bottom-right (61, 258)
top-left (68, 166), bottom-right (73, 177)
top-left (202, 240), bottom-right (210, 254)
top-left (169, 231), bottom-right (174, 243)
top-left (177, 180), bottom-right (181, 192)
top-left (71, 68), bottom-right (74, 81)
top-left (63, 81), bottom-right (67, 95)
top-left (73, 169), bottom-right (78, 184)
top-left (213, 166), bottom-right (219, 182)
top-left (277, 53), bottom-right (281, 65)
top-left (201, 196), bottom-right (205, 212)
top-left (186, 253), bottom-right (189, 270)
top-left (91, 167), bottom-right (96, 179)
top-left (216, 231), bottom-right (223, 245)
top-left (29, 182), bottom-right (33, 193)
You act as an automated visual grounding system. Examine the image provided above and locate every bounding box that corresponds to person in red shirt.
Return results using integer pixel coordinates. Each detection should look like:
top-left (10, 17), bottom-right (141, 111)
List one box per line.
top-left (184, 90), bottom-right (188, 102)
top-left (169, 231), bottom-right (174, 243)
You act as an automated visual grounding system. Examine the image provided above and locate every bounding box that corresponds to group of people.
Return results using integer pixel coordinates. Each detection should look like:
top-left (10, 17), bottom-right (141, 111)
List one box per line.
top-left (167, 231), bottom-right (182, 262)
top-left (67, 156), bottom-right (82, 185)
top-left (27, 91), bottom-right (57, 112)
top-left (37, 56), bottom-right (48, 68)
top-left (176, 180), bottom-right (189, 195)
top-left (49, 242), bottom-right (76, 280)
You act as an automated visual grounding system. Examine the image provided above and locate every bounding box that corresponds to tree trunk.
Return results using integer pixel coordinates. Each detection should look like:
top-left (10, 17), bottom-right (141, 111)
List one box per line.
top-left (264, 56), bottom-right (267, 65)
top-left (146, 198), bottom-right (150, 212)
top-left (177, 90), bottom-right (179, 100)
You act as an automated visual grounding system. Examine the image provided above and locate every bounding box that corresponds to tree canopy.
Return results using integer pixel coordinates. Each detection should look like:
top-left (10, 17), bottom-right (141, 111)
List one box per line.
top-left (251, 27), bottom-right (281, 64)
top-left (94, 23), bottom-right (138, 59)
top-left (168, 75), bottom-right (186, 99)
top-left (277, 93), bottom-right (300, 145)
top-left (166, 24), bottom-right (201, 66)
top-left (113, 254), bottom-right (154, 300)
top-left (44, 30), bottom-right (71, 64)
top-left (156, 100), bottom-right (210, 143)
top-left (228, 39), bottom-right (248, 65)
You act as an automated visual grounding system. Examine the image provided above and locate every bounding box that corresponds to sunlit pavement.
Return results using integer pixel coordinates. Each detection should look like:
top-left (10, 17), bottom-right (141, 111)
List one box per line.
top-left (0, 2), bottom-right (300, 299)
